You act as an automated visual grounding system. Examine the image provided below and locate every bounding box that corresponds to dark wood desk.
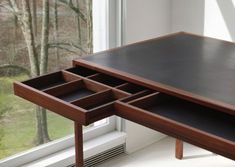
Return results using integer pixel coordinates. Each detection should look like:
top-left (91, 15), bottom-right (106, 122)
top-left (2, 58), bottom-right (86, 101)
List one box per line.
top-left (14, 32), bottom-right (235, 166)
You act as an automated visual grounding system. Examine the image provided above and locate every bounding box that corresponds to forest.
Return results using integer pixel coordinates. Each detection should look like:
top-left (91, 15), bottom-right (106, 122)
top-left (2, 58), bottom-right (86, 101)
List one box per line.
top-left (0, 0), bottom-right (93, 159)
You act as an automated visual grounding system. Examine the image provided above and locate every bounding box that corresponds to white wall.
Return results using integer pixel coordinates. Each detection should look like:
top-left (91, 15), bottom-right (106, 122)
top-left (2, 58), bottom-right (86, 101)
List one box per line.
top-left (123, 0), bottom-right (171, 153)
top-left (171, 0), bottom-right (205, 35)
top-left (171, 0), bottom-right (235, 42)
top-left (124, 0), bottom-right (171, 44)
top-left (204, 0), bottom-right (235, 41)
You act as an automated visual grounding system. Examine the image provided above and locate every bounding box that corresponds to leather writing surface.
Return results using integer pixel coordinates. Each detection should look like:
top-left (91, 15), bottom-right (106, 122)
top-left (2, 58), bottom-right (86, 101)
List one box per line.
top-left (83, 33), bottom-right (235, 106)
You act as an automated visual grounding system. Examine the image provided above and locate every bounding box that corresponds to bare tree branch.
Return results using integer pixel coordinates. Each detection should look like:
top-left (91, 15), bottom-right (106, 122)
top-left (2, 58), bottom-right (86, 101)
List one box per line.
top-left (9, 0), bottom-right (21, 16)
top-left (58, 0), bottom-right (87, 22)
top-left (0, 1), bottom-right (18, 17)
top-left (49, 45), bottom-right (78, 55)
top-left (49, 42), bottom-right (87, 54)
top-left (0, 0), bottom-right (23, 23)
top-left (0, 64), bottom-right (30, 76)
top-left (0, 1), bottom-right (10, 8)
top-left (9, 0), bottom-right (18, 11)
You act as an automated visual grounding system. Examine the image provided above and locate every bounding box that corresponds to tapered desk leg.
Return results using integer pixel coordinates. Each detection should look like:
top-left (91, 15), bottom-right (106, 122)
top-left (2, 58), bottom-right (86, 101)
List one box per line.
top-left (175, 139), bottom-right (183, 159)
top-left (74, 122), bottom-right (83, 167)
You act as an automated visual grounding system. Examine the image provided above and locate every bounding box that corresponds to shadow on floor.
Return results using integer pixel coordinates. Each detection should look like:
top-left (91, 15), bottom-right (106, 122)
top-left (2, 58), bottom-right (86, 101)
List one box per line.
top-left (183, 153), bottom-right (216, 160)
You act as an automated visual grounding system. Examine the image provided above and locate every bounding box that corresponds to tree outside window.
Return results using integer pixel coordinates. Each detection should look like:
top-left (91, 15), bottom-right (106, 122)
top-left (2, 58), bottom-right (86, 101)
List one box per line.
top-left (0, 0), bottom-right (93, 159)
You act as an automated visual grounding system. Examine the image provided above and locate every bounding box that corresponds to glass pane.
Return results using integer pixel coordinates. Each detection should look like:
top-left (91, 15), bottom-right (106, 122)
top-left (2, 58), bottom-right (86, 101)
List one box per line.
top-left (94, 119), bottom-right (109, 127)
top-left (0, 0), bottom-right (108, 160)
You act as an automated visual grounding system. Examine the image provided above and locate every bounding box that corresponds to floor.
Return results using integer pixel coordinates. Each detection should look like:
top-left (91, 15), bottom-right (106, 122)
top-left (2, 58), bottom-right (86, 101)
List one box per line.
top-left (98, 137), bottom-right (235, 167)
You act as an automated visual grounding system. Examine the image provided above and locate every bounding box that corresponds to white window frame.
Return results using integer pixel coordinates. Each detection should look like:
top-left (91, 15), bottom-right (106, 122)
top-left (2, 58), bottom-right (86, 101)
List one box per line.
top-left (0, 1), bottom-right (120, 166)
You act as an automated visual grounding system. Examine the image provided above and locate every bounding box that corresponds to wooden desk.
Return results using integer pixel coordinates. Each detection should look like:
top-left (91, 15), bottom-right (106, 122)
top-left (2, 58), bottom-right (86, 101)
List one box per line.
top-left (14, 32), bottom-right (235, 166)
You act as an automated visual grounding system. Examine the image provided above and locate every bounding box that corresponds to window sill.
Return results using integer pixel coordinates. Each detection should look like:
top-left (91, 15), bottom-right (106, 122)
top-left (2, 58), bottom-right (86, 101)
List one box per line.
top-left (21, 131), bottom-right (126, 167)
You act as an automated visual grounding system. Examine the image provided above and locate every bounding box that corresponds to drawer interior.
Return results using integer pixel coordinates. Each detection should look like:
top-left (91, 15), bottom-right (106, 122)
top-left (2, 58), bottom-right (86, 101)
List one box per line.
top-left (66, 66), bottom-right (97, 77)
top-left (69, 88), bottom-right (130, 124)
top-left (88, 73), bottom-right (126, 87)
top-left (72, 90), bottom-right (127, 110)
top-left (128, 93), bottom-right (235, 142)
top-left (23, 71), bottom-right (77, 90)
top-left (52, 86), bottom-right (93, 102)
top-left (43, 79), bottom-right (109, 102)
top-left (116, 83), bottom-right (146, 94)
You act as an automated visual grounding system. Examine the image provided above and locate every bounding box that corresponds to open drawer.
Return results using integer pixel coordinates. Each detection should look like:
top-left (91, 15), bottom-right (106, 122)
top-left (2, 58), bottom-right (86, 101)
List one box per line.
top-left (14, 65), bottom-right (153, 125)
top-left (115, 92), bottom-right (235, 160)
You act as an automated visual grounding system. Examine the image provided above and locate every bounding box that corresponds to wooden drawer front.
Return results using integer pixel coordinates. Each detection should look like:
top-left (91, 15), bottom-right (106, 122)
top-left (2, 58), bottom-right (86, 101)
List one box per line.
top-left (115, 93), bottom-right (235, 160)
top-left (14, 81), bottom-right (87, 124)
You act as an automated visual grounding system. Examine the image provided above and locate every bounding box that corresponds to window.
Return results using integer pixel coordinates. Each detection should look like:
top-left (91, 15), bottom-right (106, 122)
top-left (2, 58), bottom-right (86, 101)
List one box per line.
top-left (0, 0), bottom-right (116, 164)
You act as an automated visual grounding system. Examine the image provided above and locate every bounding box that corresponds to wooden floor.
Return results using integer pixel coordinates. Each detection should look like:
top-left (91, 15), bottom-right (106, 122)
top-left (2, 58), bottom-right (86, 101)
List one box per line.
top-left (98, 137), bottom-right (235, 167)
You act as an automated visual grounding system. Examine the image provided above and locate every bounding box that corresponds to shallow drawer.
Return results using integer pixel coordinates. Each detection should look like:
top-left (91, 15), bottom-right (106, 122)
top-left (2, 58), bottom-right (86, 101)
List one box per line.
top-left (115, 92), bottom-right (235, 160)
top-left (14, 71), bottom-right (109, 125)
top-left (14, 66), bottom-right (152, 125)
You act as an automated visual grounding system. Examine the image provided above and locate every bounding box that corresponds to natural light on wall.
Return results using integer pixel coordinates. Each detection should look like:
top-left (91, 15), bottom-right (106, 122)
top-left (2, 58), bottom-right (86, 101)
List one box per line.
top-left (204, 0), bottom-right (234, 41)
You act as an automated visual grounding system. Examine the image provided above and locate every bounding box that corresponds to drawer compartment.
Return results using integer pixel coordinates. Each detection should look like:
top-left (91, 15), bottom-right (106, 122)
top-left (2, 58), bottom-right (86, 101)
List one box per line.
top-left (116, 83), bottom-right (146, 94)
top-left (43, 79), bottom-right (109, 102)
top-left (115, 93), bottom-right (235, 160)
top-left (72, 90), bottom-right (128, 124)
top-left (23, 71), bottom-right (78, 90)
top-left (65, 65), bottom-right (98, 77)
top-left (72, 90), bottom-right (127, 110)
top-left (88, 73), bottom-right (126, 87)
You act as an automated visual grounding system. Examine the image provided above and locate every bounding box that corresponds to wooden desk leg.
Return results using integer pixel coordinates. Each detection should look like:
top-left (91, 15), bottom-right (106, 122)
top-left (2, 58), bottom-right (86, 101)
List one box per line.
top-left (74, 122), bottom-right (84, 167)
top-left (175, 139), bottom-right (183, 159)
